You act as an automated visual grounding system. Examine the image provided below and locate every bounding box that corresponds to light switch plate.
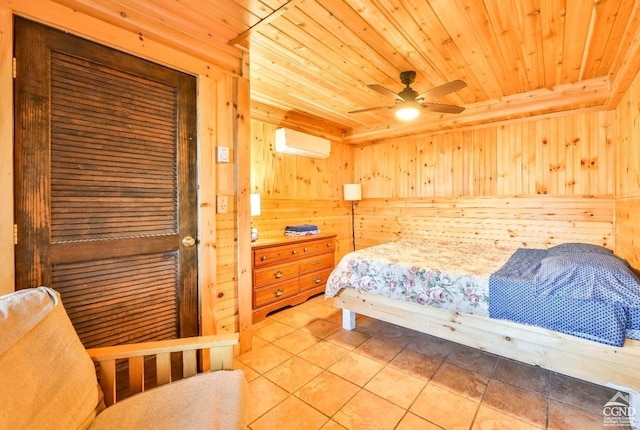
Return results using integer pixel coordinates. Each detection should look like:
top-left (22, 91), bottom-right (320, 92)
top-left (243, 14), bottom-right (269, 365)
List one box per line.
top-left (217, 196), bottom-right (228, 214)
top-left (217, 146), bottom-right (230, 163)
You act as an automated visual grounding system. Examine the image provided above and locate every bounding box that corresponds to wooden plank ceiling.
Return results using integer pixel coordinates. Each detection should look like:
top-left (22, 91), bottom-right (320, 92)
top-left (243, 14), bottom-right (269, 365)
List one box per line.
top-left (49, 0), bottom-right (640, 144)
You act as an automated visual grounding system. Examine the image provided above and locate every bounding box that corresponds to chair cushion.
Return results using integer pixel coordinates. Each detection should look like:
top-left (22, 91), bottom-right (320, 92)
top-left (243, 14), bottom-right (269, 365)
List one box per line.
top-left (0, 287), bottom-right (105, 430)
top-left (88, 369), bottom-right (248, 430)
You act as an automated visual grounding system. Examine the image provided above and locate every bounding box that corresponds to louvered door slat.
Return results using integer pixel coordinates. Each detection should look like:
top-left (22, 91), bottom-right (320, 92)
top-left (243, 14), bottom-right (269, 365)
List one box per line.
top-left (53, 253), bottom-right (179, 349)
top-left (50, 51), bottom-right (178, 244)
top-left (49, 133), bottom-right (178, 159)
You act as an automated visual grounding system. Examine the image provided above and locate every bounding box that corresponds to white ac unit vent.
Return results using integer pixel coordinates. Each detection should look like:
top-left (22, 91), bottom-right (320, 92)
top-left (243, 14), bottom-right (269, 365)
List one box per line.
top-left (274, 128), bottom-right (331, 159)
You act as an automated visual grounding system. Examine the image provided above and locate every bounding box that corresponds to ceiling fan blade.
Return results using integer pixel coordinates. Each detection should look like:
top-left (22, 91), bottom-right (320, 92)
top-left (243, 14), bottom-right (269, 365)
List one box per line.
top-left (349, 105), bottom-right (391, 114)
top-left (422, 102), bottom-right (465, 114)
top-left (368, 84), bottom-right (404, 101)
top-left (417, 79), bottom-right (467, 100)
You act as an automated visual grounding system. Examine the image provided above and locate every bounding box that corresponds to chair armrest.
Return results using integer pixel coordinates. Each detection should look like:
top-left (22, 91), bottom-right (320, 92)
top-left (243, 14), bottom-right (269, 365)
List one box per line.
top-left (87, 333), bottom-right (238, 406)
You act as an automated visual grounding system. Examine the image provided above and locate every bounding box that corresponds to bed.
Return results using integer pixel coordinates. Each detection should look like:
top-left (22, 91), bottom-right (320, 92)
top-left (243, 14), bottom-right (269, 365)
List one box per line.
top-left (325, 239), bottom-right (640, 426)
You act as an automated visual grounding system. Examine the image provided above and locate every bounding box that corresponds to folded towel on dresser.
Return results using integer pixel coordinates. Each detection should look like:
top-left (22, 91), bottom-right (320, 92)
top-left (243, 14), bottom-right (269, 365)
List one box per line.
top-left (284, 224), bottom-right (320, 236)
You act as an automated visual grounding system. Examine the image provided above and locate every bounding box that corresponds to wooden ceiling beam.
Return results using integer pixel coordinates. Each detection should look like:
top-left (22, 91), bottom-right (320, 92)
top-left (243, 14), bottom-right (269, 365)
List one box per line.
top-left (250, 101), bottom-right (347, 142)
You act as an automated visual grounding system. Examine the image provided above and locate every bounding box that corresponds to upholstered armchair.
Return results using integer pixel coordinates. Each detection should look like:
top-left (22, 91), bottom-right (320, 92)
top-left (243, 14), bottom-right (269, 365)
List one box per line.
top-left (0, 287), bottom-right (248, 429)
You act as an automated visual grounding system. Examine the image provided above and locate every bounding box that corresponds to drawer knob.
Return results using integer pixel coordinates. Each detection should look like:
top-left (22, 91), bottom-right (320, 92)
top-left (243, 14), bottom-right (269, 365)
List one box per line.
top-left (326, 243), bottom-right (331, 248)
top-left (275, 270), bottom-right (283, 279)
top-left (275, 288), bottom-right (284, 297)
top-left (314, 277), bottom-right (322, 284)
top-left (261, 255), bottom-right (267, 261)
top-left (291, 249), bottom-right (297, 255)
top-left (303, 247), bottom-right (308, 252)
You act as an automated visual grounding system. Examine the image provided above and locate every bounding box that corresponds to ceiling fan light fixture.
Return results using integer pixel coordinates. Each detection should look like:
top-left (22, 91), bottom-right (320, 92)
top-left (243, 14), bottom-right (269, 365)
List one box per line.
top-left (350, 73), bottom-right (466, 117)
top-left (395, 101), bottom-right (421, 121)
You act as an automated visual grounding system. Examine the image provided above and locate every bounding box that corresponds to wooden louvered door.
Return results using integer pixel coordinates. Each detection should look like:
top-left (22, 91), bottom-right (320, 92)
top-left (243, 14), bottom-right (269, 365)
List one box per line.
top-left (13, 17), bottom-right (198, 348)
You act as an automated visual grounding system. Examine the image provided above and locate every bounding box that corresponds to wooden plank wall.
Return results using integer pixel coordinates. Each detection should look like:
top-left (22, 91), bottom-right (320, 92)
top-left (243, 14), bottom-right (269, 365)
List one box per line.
top-left (250, 120), bottom-right (355, 263)
top-left (615, 68), bottom-right (640, 270)
top-left (356, 196), bottom-right (613, 250)
top-left (355, 111), bottom-right (614, 198)
top-left (353, 111), bottom-right (616, 251)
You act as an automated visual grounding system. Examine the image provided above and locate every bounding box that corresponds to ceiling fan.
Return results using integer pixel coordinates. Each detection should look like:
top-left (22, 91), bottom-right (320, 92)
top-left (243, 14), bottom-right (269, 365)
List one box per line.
top-left (350, 71), bottom-right (467, 120)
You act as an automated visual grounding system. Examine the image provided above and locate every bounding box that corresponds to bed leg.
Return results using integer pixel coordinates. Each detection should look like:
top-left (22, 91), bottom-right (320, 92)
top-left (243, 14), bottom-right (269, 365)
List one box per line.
top-left (342, 309), bottom-right (356, 330)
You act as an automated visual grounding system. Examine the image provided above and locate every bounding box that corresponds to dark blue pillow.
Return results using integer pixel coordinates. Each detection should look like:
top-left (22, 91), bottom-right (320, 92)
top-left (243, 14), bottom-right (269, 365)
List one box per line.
top-left (534, 252), bottom-right (640, 307)
top-left (547, 242), bottom-right (613, 256)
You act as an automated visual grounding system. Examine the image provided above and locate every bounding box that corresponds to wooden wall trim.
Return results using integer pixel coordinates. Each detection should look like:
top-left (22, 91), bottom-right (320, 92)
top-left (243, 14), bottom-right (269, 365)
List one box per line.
top-left (197, 75), bottom-right (217, 337)
top-left (0, 6), bottom-right (13, 295)
top-left (235, 76), bottom-right (253, 353)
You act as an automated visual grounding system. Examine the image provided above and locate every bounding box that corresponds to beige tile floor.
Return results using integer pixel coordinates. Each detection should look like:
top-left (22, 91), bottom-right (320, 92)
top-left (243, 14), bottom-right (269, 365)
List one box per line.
top-left (236, 294), bottom-right (632, 430)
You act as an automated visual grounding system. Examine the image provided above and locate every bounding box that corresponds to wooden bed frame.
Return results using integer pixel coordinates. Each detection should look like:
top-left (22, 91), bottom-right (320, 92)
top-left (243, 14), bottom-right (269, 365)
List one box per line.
top-left (333, 288), bottom-right (640, 428)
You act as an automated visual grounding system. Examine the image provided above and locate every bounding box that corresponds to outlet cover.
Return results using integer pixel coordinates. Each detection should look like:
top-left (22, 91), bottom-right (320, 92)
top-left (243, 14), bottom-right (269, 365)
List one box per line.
top-left (217, 146), bottom-right (230, 163)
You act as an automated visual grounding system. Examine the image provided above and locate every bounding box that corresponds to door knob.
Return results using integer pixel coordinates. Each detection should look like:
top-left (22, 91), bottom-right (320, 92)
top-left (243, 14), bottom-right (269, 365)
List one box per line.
top-left (182, 235), bottom-right (196, 247)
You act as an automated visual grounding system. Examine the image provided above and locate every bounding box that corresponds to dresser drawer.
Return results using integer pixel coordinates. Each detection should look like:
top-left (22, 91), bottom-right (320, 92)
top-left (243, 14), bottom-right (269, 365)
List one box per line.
top-left (299, 268), bottom-right (333, 292)
top-left (299, 253), bottom-right (334, 275)
top-left (253, 279), bottom-right (299, 308)
top-left (295, 238), bottom-right (334, 257)
top-left (253, 244), bottom-right (299, 268)
top-left (253, 262), bottom-right (298, 288)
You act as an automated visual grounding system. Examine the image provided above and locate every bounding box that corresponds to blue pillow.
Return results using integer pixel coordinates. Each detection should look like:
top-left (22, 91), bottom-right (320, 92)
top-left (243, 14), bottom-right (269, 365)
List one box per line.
top-left (534, 252), bottom-right (640, 307)
top-left (547, 242), bottom-right (613, 256)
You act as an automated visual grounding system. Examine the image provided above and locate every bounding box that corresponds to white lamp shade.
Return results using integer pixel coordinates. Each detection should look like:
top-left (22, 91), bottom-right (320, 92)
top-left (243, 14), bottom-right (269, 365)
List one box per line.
top-left (343, 184), bottom-right (362, 201)
top-left (250, 193), bottom-right (261, 216)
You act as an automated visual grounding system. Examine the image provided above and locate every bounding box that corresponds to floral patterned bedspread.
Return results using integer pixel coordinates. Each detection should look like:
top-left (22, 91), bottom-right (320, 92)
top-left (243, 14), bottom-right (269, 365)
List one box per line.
top-left (325, 239), bottom-right (516, 317)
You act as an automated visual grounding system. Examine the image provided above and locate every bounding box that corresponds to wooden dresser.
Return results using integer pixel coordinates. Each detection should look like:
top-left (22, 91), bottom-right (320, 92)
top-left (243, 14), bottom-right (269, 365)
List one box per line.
top-left (251, 233), bottom-right (336, 323)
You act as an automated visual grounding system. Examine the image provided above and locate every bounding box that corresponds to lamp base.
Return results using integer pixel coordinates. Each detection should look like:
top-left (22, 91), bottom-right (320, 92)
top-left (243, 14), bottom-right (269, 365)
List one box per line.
top-left (251, 227), bottom-right (259, 242)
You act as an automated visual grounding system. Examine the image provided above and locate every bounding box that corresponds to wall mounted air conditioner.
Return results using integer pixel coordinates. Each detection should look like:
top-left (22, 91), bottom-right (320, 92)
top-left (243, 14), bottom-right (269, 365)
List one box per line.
top-left (274, 128), bottom-right (331, 159)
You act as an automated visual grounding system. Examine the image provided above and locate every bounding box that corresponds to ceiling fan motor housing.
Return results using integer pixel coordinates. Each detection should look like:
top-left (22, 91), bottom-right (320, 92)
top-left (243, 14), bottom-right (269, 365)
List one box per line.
top-left (398, 71), bottom-right (419, 101)
top-left (400, 71), bottom-right (416, 85)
